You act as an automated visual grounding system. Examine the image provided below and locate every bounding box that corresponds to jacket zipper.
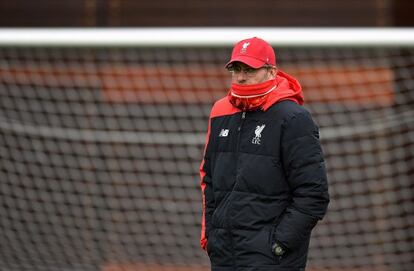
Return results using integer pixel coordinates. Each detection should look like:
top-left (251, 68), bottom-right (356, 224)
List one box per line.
top-left (230, 111), bottom-right (246, 268)
top-left (232, 111), bottom-right (246, 191)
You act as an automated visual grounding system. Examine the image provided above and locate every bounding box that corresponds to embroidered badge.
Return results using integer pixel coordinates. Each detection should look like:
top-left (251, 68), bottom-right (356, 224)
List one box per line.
top-left (240, 42), bottom-right (250, 54)
top-left (252, 124), bottom-right (265, 145)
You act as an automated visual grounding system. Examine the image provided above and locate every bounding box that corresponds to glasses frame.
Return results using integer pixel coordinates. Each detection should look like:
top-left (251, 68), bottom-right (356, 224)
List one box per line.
top-left (227, 64), bottom-right (274, 77)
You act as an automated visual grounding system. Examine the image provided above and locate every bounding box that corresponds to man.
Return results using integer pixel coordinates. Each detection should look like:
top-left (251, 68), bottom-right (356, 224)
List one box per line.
top-left (199, 37), bottom-right (329, 270)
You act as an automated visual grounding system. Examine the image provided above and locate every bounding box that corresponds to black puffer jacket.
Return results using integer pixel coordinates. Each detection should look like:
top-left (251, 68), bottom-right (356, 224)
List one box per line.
top-left (200, 89), bottom-right (329, 270)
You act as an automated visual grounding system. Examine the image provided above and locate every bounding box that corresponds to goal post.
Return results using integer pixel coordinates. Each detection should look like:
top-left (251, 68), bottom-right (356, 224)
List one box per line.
top-left (0, 28), bottom-right (413, 271)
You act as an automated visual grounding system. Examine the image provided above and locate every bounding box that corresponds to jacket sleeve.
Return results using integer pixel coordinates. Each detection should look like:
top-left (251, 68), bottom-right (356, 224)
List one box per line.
top-left (200, 117), bottom-right (215, 250)
top-left (275, 111), bottom-right (330, 251)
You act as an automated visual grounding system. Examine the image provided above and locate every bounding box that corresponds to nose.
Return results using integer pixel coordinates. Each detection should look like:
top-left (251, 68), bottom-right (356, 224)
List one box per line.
top-left (236, 72), bottom-right (247, 84)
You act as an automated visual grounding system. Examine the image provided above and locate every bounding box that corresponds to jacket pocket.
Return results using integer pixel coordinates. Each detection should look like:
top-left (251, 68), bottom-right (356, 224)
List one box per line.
top-left (208, 228), bottom-right (233, 266)
top-left (269, 218), bottom-right (285, 265)
top-left (233, 227), bottom-right (276, 266)
top-left (206, 229), bottom-right (215, 255)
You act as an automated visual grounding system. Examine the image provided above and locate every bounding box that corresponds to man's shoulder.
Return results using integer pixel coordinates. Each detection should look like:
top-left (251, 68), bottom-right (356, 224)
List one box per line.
top-left (210, 97), bottom-right (241, 119)
top-left (268, 100), bottom-right (309, 118)
top-left (270, 101), bottom-right (318, 133)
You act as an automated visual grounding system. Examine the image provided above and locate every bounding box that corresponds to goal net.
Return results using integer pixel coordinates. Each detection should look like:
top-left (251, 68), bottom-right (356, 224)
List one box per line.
top-left (0, 28), bottom-right (413, 271)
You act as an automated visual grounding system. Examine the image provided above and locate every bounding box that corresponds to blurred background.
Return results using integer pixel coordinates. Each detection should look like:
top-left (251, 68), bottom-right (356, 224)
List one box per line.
top-left (0, 0), bottom-right (414, 27)
top-left (0, 1), bottom-right (413, 271)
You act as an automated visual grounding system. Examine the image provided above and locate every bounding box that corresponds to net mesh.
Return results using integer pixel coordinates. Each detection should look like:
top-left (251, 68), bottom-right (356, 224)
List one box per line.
top-left (0, 46), bottom-right (413, 271)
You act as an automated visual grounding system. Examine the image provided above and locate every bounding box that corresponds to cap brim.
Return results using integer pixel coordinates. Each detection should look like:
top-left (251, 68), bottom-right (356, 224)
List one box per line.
top-left (225, 55), bottom-right (265, 69)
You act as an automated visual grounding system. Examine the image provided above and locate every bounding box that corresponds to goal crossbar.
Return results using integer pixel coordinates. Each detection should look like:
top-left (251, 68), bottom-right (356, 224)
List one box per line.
top-left (0, 27), bottom-right (414, 47)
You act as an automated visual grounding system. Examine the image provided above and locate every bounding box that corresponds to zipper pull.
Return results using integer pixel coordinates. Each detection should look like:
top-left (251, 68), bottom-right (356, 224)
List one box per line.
top-left (238, 112), bottom-right (246, 131)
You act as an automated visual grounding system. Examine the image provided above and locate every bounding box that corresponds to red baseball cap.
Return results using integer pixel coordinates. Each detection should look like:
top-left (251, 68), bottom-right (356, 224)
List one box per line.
top-left (225, 37), bottom-right (276, 69)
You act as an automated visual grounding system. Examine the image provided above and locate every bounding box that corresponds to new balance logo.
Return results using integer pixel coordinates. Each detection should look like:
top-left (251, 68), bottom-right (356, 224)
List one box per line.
top-left (219, 129), bottom-right (229, 137)
top-left (252, 124), bottom-right (265, 145)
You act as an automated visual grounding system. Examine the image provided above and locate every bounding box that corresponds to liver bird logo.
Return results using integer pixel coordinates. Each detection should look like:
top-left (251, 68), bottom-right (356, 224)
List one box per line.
top-left (241, 42), bottom-right (250, 54)
top-left (252, 124), bottom-right (266, 145)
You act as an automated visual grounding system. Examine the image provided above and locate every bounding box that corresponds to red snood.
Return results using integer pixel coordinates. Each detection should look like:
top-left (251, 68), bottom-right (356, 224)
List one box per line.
top-left (228, 79), bottom-right (277, 111)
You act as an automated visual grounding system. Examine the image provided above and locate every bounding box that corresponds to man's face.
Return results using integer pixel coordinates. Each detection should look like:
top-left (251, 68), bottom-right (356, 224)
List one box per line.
top-left (228, 62), bottom-right (275, 85)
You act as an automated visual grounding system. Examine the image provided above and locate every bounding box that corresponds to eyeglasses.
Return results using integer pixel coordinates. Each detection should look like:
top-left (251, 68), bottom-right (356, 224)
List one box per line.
top-left (227, 65), bottom-right (273, 77)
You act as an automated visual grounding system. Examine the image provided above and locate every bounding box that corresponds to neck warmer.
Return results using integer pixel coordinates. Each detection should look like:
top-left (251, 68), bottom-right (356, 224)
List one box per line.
top-left (228, 70), bottom-right (304, 111)
top-left (228, 79), bottom-right (276, 111)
